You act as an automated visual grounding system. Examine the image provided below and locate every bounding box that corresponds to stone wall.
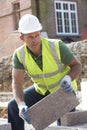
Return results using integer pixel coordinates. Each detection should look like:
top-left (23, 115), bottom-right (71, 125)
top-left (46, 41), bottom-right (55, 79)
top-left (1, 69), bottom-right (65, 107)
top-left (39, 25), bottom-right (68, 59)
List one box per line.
top-left (0, 55), bottom-right (33, 92)
top-left (0, 40), bottom-right (87, 92)
top-left (0, 56), bottom-right (12, 91)
top-left (67, 40), bottom-right (87, 89)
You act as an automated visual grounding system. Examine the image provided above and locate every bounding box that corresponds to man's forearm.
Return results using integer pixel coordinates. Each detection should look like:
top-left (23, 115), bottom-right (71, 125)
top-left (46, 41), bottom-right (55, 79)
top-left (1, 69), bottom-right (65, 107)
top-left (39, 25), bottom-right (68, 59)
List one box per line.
top-left (12, 82), bottom-right (24, 105)
top-left (69, 63), bottom-right (82, 81)
top-left (67, 57), bottom-right (82, 81)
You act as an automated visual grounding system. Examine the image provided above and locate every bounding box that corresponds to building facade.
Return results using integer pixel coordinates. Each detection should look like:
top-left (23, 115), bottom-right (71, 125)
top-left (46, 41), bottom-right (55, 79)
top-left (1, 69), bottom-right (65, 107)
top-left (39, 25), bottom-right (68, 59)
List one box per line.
top-left (35, 0), bottom-right (87, 41)
top-left (0, 0), bottom-right (87, 57)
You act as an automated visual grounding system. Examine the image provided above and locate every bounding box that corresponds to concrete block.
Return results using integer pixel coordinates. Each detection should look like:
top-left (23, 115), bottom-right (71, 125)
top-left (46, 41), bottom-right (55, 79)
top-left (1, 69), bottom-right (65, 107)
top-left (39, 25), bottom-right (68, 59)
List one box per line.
top-left (61, 110), bottom-right (87, 126)
top-left (0, 123), bottom-right (11, 130)
top-left (26, 88), bottom-right (79, 130)
top-left (44, 126), bottom-right (79, 130)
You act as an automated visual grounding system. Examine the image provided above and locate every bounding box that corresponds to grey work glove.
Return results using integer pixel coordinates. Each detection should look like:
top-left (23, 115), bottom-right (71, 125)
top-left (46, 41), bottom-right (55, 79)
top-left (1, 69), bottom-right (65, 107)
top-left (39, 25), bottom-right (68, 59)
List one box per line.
top-left (60, 75), bottom-right (75, 94)
top-left (18, 102), bottom-right (31, 124)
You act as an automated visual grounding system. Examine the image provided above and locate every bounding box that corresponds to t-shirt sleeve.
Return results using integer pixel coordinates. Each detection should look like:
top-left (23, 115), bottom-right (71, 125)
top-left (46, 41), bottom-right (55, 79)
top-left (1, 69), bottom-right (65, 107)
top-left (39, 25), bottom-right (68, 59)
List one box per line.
top-left (12, 51), bottom-right (24, 69)
top-left (59, 41), bottom-right (74, 65)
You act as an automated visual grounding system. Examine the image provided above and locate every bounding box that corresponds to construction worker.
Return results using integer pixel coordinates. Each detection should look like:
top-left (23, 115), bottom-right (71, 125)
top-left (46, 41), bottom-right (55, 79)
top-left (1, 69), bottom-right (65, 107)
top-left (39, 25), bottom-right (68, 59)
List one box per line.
top-left (8, 14), bottom-right (82, 130)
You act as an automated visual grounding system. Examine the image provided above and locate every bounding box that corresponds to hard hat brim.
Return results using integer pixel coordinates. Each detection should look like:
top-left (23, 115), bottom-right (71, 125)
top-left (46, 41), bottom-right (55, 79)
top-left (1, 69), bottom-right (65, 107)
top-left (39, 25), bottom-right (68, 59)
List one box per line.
top-left (18, 26), bottom-right (42, 34)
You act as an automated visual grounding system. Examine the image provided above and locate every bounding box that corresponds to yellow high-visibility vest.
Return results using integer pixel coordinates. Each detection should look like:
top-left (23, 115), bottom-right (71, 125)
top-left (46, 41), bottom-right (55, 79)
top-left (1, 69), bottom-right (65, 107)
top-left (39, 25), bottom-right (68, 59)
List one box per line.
top-left (16, 38), bottom-right (77, 95)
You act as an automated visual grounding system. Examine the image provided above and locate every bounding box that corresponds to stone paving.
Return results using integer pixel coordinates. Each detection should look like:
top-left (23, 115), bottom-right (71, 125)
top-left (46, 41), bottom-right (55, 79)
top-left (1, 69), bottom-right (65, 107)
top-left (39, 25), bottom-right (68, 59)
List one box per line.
top-left (1, 118), bottom-right (87, 130)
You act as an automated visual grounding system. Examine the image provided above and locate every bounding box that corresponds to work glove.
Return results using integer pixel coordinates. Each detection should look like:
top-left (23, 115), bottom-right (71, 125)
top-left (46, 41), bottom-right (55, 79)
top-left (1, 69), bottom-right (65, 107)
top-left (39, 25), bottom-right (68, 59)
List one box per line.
top-left (60, 75), bottom-right (75, 94)
top-left (18, 102), bottom-right (31, 124)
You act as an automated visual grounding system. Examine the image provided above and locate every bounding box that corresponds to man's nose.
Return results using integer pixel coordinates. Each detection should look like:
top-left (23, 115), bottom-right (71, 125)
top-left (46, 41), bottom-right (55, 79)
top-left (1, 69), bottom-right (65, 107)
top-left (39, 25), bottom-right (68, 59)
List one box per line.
top-left (32, 37), bottom-right (37, 42)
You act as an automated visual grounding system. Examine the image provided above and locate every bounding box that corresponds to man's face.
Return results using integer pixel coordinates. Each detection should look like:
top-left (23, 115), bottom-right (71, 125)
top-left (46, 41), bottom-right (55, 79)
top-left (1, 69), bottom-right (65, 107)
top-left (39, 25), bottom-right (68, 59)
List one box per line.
top-left (20, 31), bottom-right (41, 52)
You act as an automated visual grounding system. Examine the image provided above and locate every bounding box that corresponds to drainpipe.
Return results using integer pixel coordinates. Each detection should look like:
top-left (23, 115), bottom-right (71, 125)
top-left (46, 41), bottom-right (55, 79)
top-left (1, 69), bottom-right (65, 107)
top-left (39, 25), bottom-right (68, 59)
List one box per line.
top-left (35, 0), bottom-right (40, 21)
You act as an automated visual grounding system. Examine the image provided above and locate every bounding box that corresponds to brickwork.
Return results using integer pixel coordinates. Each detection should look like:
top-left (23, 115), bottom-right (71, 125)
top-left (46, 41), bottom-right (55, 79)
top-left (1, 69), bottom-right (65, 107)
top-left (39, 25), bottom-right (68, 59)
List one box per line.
top-left (81, 25), bottom-right (87, 40)
top-left (0, 0), bottom-right (32, 56)
top-left (0, 32), bottom-right (23, 58)
top-left (78, 0), bottom-right (87, 33)
top-left (39, 0), bottom-right (56, 38)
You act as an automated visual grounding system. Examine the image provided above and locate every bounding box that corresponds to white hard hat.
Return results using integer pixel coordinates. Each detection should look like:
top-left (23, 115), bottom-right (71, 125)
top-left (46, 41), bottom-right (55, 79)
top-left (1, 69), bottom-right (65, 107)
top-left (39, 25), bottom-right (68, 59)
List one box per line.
top-left (18, 14), bottom-right (42, 34)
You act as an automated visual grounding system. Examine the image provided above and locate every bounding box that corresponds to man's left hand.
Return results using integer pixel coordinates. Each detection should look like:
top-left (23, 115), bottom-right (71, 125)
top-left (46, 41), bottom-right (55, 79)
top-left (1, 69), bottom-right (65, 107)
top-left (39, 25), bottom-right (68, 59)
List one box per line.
top-left (60, 75), bottom-right (75, 93)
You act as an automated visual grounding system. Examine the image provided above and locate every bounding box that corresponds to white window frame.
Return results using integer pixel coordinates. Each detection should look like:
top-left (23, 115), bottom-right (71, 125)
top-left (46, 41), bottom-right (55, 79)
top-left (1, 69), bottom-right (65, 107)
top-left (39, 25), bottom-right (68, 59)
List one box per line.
top-left (54, 0), bottom-right (79, 36)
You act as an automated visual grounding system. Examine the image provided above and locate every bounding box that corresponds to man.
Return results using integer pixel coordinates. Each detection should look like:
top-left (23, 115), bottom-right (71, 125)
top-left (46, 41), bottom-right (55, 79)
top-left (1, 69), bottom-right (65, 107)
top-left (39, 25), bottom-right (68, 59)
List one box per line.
top-left (8, 14), bottom-right (82, 130)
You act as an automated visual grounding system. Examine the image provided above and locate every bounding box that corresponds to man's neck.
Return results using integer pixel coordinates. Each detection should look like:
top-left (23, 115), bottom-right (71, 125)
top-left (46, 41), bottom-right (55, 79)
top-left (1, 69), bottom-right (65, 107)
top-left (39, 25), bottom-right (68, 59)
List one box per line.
top-left (27, 44), bottom-right (42, 57)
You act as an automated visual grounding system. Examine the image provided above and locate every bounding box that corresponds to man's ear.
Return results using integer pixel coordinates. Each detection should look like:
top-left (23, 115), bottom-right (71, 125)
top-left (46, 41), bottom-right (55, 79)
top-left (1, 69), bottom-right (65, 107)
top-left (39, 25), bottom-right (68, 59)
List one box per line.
top-left (20, 35), bottom-right (24, 41)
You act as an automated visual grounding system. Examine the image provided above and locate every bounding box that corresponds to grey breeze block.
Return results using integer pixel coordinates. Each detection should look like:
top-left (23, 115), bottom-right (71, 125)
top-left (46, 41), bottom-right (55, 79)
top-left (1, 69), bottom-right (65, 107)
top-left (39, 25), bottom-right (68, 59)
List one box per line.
top-left (61, 110), bottom-right (87, 126)
top-left (0, 123), bottom-right (11, 130)
top-left (26, 88), bottom-right (79, 130)
top-left (44, 126), bottom-right (79, 130)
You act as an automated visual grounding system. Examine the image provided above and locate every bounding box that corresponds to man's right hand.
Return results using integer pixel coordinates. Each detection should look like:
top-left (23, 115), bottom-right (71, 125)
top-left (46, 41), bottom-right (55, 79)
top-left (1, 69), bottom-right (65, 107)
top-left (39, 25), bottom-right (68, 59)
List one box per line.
top-left (18, 102), bottom-right (31, 124)
top-left (18, 102), bottom-right (28, 114)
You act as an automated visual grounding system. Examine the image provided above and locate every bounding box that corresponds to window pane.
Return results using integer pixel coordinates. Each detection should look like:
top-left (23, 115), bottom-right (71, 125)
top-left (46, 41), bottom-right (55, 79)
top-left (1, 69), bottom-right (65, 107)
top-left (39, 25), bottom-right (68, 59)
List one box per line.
top-left (57, 12), bottom-right (63, 32)
top-left (14, 3), bottom-right (20, 10)
top-left (64, 13), bottom-right (70, 33)
top-left (56, 3), bottom-right (61, 9)
top-left (70, 4), bottom-right (75, 10)
top-left (71, 13), bottom-right (77, 33)
top-left (63, 3), bottom-right (68, 10)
